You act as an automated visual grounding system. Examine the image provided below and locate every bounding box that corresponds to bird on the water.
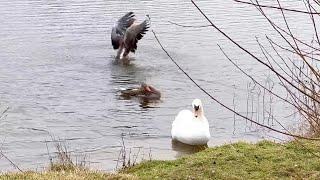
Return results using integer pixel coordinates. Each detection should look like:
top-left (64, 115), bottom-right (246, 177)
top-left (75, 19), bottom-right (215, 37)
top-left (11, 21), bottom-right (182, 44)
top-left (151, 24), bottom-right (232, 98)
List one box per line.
top-left (111, 12), bottom-right (150, 59)
top-left (171, 99), bottom-right (210, 145)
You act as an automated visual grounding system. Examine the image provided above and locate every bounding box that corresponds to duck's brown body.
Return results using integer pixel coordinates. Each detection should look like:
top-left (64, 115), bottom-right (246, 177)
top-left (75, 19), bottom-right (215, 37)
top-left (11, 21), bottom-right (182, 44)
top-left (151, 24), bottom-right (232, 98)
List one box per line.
top-left (120, 83), bottom-right (161, 100)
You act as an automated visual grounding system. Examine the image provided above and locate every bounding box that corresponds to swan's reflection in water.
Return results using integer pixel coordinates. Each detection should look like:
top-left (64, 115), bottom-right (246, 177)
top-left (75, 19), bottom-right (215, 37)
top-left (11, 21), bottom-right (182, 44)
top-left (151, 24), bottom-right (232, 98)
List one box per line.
top-left (171, 140), bottom-right (208, 158)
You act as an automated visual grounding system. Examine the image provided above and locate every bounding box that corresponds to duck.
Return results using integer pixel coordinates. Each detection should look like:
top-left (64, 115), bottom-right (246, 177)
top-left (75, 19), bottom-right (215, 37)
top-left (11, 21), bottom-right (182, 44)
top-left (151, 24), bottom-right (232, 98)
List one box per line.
top-left (120, 83), bottom-right (161, 100)
top-left (111, 12), bottom-right (150, 59)
top-left (171, 99), bottom-right (210, 145)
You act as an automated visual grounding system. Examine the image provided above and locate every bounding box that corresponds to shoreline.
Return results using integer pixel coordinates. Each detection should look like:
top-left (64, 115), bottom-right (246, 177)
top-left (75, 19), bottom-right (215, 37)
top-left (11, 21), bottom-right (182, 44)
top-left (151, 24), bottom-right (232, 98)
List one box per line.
top-left (1, 139), bottom-right (319, 179)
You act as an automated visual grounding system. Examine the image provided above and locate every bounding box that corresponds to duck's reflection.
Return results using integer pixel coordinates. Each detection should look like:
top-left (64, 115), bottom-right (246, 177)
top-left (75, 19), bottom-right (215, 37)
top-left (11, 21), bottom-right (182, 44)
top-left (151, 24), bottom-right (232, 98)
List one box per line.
top-left (138, 98), bottom-right (162, 108)
top-left (171, 140), bottom-right (208, 158)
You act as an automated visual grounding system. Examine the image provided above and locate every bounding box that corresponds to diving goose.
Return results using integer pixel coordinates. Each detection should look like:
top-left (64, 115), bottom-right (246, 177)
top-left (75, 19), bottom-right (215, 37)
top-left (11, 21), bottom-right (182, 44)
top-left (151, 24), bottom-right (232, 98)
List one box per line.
top-left (171, 99), bottom-right (210, 145)
top-left (111, 12), bottom-right (150, 59)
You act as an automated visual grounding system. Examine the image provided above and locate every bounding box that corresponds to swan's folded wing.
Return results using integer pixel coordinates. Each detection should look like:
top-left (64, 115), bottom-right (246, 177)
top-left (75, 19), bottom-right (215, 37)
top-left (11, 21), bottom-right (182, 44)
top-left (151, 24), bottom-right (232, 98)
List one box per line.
top-left (172, 110), bottom-right (193, 140)
top-left (111, 12), bottom-right (136, 49)
top-left (124, 19), bottom-right (149, 53)
top-left (172, 110), bottom-right (193, 128)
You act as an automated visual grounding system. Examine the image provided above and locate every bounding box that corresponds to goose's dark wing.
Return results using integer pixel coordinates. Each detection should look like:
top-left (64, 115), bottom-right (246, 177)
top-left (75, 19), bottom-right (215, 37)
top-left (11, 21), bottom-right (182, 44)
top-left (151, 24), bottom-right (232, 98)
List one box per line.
top-left (124, 19), bottom-right (149, 53)
top-left (111, 12), bottom-right (135, 50)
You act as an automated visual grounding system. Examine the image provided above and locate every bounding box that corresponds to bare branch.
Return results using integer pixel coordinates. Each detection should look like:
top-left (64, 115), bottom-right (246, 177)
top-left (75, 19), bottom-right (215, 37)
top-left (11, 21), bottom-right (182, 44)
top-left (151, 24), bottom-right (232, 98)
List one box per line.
top-left (0, 151), bottom-right (23, 172)
top-left (168, 21), bottom-right (211, 28)
top-left (234, 0), bottom-right (320, 15)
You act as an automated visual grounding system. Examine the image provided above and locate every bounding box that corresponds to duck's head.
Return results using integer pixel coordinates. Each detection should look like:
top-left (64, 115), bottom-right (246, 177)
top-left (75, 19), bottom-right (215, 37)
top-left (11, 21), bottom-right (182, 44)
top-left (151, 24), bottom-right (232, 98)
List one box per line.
top-left (192, 99), bottom-right (203, 118)
top-left (140, 83), bottom-right (161, 99)
top-left (141, 83), bottom-right (151, 92)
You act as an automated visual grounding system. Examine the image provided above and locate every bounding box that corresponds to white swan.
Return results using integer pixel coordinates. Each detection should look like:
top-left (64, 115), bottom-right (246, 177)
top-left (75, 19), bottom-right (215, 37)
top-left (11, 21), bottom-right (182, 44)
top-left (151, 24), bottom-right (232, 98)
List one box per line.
top-left (171, 99), bottom-right (211, 145)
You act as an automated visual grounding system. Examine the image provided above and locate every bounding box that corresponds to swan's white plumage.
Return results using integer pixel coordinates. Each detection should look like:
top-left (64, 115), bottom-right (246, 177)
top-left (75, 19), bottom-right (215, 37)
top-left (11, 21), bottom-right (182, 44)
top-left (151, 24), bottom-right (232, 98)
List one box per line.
top-left (171, 99), bottom-right (210, 145)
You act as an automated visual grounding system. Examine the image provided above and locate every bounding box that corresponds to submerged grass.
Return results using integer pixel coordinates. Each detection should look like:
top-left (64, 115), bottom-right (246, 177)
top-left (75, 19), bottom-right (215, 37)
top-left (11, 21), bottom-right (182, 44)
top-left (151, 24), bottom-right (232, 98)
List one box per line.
top-left (1, 140), bottom-right (320, 179)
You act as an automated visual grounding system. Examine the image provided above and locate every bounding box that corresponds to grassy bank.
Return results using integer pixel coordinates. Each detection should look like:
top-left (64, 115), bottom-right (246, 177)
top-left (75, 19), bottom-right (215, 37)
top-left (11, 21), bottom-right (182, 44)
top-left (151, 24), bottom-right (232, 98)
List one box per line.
top-left (124, 140), bottom-right (320, 179)
top-left (1, 140), bottom-right (320, 179)
top-left (0, 170), bottom-right (135, 180)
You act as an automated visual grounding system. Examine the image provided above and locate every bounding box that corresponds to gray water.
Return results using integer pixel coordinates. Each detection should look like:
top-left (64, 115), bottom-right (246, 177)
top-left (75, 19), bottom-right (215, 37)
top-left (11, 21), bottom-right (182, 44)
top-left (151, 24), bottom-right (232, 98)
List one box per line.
top-left (0, 0), bottom-right (314, 172)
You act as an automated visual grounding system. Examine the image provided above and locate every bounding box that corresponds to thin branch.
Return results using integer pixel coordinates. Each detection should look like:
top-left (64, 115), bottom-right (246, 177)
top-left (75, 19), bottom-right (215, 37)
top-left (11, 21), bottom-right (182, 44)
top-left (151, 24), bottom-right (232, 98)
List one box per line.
top-left (168, 21), bottom-right (211, 28)
top-left (0, 107), bottom-right (9, 119)
top-left (306, 0), bottom-right (320, 45)
top-left (234, 0), bottom-right (320, 14)
top-left (0, 151), bottom-right (23, 172)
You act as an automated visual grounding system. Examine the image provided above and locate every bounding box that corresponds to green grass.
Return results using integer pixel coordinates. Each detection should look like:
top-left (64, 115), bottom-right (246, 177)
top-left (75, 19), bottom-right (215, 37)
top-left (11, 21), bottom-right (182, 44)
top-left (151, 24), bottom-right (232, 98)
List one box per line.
top-left (1, 140), bottom-right (320, 179)
top-left (124, 140), bottom-right (320, 179)
top-left (0, 170), bottom-right (136, 180)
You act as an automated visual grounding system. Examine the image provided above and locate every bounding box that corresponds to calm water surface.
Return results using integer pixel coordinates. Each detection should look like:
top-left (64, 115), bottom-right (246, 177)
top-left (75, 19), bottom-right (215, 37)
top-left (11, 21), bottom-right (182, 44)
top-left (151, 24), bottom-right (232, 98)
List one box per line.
top-left (0, 0), bottom-right (314, 171)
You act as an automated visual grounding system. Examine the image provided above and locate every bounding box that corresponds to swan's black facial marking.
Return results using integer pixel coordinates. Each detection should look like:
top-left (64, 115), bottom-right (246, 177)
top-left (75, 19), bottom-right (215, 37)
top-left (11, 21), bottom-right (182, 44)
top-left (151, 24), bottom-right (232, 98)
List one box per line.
top-left (194, 105), bottom-right (199, 111)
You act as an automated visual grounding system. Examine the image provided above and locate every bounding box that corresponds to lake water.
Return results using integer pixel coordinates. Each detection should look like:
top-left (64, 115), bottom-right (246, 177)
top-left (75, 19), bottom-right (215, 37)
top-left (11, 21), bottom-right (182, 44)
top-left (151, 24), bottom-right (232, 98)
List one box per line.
top-left (0, 0), bottom-right (314, 172)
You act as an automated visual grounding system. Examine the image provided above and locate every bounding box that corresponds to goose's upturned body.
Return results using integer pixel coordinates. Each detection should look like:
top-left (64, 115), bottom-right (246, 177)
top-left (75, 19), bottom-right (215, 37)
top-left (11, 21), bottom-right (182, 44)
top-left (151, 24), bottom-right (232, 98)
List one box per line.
top-left (171, 99), bottom-right (210, 145)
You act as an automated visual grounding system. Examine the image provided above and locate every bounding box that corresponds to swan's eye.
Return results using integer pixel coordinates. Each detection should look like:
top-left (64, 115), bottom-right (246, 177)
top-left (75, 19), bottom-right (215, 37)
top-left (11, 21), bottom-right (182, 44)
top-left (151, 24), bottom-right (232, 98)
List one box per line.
top-left (194, 105), bottom-right (199, 111)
